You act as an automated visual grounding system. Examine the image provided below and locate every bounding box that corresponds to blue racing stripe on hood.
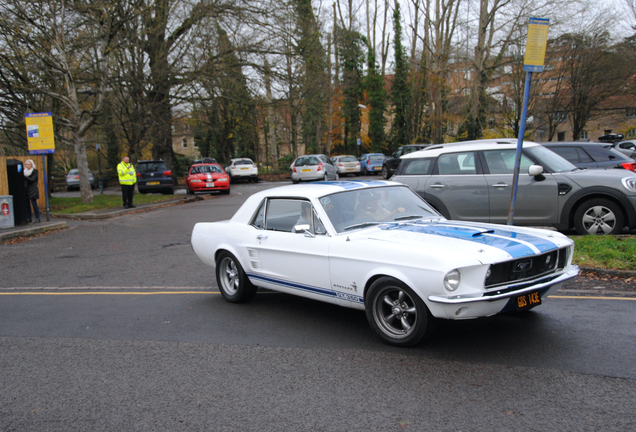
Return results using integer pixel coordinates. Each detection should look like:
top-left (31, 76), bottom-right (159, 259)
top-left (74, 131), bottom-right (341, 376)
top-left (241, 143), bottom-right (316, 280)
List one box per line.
top-left (446, 223), bottom-right (560, 254)
top-left (394, 224), bottom-right (554, 258)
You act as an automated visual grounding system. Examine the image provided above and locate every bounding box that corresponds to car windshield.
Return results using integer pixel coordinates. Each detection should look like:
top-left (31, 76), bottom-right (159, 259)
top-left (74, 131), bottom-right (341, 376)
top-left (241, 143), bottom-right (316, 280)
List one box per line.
top-left (525, 146), bottom-right (577, 173)
top-left (138, 162), bottom-right (167, 173)
top-left (318, 186), bottom-right (441, 233)
top-left (191, 165), bottom-right (222, 174)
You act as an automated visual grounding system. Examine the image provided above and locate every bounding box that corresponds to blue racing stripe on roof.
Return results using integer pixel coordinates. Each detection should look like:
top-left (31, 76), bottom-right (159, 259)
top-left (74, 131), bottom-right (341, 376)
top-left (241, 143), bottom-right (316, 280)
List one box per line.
top-left (395, 224), bottom-right (538, 258)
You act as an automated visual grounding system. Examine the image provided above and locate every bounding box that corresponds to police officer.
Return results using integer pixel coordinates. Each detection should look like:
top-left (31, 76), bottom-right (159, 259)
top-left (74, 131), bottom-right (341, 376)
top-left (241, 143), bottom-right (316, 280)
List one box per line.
top-left (117, 156), bottom-right (137, 208)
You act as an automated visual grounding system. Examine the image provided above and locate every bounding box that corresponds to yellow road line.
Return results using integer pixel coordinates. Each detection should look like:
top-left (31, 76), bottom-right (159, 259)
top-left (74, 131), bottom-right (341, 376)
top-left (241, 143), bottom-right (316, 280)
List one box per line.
top-left (0, 291), bottom-right (219, 295)
top-left (548, 295), bottom-right (636, 301)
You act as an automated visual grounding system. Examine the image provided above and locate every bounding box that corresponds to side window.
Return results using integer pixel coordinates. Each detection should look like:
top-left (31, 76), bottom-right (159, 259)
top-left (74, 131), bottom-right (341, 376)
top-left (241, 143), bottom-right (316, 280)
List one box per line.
top-left (258, 199), bottom-right (326, 235)
top-left (484, 150), bottom-right (534, 174)
top-left (436, 152), bottom-right (477, 175)
top-left (250, 200), bottom-right (266, 229)
top-left (549, 146), bottom-right (581, 163)
top-left (575, 148), bottom-right (594, 163)
top-left (401, 158), bottom-right (432, 175)
top-left (585, 146), bottom-right (622, 161)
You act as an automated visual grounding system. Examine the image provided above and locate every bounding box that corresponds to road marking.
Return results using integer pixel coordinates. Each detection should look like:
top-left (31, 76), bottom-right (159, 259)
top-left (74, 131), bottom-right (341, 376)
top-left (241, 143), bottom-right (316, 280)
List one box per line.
top-left (549, 295), bottom-right (636, 301)
top-left (0, 291), bottom-right (218, 295)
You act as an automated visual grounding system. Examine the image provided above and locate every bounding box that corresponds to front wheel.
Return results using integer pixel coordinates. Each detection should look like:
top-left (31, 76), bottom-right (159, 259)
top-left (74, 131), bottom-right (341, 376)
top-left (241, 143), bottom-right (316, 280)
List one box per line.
top-left (365, 277), bottom-right (436, 347)
top-left (382, 165), bottom-right (390, 179)
top-left (215, 251), bottom-right (257, 303)
top-left (573, 199), bottom-right (624, 235)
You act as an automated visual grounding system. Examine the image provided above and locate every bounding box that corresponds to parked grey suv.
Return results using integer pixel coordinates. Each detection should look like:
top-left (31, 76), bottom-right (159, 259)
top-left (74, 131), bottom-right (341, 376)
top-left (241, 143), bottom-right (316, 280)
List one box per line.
top-left (392, 139), bottom-right (636, 235)
top-left (541, 142), bottom-right (635, 172)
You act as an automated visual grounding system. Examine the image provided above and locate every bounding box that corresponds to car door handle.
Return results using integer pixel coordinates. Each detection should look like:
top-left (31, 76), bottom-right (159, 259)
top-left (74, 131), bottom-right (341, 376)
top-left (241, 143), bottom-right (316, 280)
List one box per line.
top-left (492, 183), bottom-right (508, 188)
top-left (429, 184), bottom-right (445, 188)
top-left (256, 234), bottom-right (268, 242)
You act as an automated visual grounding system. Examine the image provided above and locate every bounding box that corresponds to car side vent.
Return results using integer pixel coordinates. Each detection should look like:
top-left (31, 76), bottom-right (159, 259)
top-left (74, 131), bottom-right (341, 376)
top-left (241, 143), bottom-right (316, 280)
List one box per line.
top-left (558, 183), bottom-right (572, 196)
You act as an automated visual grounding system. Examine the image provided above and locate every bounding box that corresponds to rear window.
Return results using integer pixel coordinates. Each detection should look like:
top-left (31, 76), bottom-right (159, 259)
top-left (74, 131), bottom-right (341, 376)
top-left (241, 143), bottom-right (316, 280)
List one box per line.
top-left (137, 162), bottom-right (167, 173)
top-left (235, 160), bottom-right (253, 165)
top-left (584, 146), bottom-right (630, 161)
top-left (369, 155), bottom-right (385, 160)
top-left (341, 156), bottom-right (357, 162)
top-left (295, 157), bottom-right (319, 166)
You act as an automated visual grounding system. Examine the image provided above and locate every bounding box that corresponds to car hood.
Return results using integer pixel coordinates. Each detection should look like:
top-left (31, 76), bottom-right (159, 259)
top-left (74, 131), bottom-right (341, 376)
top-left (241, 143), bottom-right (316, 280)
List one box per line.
top-left (558, 167), bottom-right (636, 187)
top-left (347, 220), bottom-right (571, 265)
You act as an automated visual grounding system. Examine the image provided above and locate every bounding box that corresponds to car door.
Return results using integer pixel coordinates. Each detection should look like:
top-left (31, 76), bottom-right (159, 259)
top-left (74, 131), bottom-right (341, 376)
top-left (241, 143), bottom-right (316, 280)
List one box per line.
top-left (481, 149), bottom-right (559, 225)
top-left (246, 198), bottom-right (334, 303)
top-left (423, 151), bottom-right (490, 222)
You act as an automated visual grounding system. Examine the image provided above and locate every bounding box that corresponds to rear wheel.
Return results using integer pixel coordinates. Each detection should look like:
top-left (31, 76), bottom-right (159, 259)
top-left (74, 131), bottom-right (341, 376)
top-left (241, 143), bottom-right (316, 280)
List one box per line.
top-left (365, 277), bottom-right (436, 347)
top-left (215, 251), bottom-right (257, 303)
top-left (573, 199), bottom-right (624, 235)
top-left (382, 165), bottom-right (390, 179)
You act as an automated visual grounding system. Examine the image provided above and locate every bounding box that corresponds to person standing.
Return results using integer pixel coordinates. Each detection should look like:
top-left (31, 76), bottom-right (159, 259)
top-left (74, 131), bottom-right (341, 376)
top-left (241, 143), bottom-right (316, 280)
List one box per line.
top-left (117, 156), bottom-right (137, 208)
top-left (23, 159), bottom-right (41, 223)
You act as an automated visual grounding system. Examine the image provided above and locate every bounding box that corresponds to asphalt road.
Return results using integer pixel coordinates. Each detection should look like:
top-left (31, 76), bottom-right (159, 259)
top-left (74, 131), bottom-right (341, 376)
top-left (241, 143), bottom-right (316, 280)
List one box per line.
top-left (1, 179), bottom-right (635, 431)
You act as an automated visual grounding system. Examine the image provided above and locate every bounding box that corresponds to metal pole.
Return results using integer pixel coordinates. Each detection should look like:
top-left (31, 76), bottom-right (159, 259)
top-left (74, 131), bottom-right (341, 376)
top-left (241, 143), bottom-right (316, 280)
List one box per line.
top-left (507, 70), bottom-right (533, 225)
top-left (41, 154), bottom-right (50, 222)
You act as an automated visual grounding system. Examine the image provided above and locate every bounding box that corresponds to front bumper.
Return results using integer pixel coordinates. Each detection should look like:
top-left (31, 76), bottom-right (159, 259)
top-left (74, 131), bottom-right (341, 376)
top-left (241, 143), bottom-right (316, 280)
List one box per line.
top-left (427, 266), bottom-right (579, 319)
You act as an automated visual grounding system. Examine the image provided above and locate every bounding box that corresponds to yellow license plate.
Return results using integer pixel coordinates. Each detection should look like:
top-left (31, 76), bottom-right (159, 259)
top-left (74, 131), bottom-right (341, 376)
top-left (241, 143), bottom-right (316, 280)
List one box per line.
top-left (147, 181), bottom-right (160, 185)
top-left (516, 291), bottom-right (541, 311)
top-left (241, 167), bottom-right (249, 170)
top-left (302, 169), bottom-right (311, 172)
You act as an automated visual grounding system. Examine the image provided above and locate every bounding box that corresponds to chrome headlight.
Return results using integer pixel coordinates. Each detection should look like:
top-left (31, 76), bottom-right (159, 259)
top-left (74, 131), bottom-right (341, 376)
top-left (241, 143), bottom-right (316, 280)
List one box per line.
top-left (622, 177), bottom-right (636, 192)
top-left (444, 269), bottom-right (461, 292)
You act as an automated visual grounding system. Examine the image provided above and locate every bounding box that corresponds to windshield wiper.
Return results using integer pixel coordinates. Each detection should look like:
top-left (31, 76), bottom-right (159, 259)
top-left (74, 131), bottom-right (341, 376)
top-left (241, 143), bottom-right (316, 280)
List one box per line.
top-left (394, 214), bottom-right (426, 221)
top-left (344, 222), bottom-right (380, 231)
top-left (571, 167), bottom-right (587, 172)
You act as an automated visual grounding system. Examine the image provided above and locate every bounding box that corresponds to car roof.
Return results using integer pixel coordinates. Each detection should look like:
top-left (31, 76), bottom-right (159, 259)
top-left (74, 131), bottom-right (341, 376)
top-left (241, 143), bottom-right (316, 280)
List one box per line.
top-left (230, 158), bottom-right (253, 162)
top-left (254, 180), bottom-right (403, 199)
top-left (541, 141), bottom-right (611, 147)
top-left (191, 163), bottom-right (222, 167)
top-left (403, 139), bottom-right (540, 159)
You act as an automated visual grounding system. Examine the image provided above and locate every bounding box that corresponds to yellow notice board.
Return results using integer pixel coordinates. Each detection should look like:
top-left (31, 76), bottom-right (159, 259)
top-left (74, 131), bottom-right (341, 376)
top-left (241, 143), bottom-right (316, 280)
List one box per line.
top-left (523, 17), bottom-right (550, 72)
top-left (25, 112), bottom-right (56, 154)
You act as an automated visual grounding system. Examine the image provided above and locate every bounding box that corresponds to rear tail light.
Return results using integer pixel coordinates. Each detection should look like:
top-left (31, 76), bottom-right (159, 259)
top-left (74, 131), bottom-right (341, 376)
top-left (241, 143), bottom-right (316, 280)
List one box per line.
top-left (163, 170), bottom-right (172, 176)
top-left (136, 173), bottom-right (141, 178)
top-left (620, 162), bottom-right (636, 172)
top-left (293, 167), bottom-right (297, 172)
top-left (356, 162), bottom-right (360, 166)
top-left (317, 163), bottom-right (323, 171)
top-left (338, 163), bottom-right (344, 167)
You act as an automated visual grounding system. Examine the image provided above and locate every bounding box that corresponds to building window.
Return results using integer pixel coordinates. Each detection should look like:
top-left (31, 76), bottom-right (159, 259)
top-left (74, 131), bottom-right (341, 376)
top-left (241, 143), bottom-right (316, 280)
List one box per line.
top-left (626, 107), bottom-right (636, 118)
top-left (182, 138), bottom-right (188, 149)
top-left (557, 132), bottom-right (566, 141)
top-left (555, 112), bottom-right (567, 122)
top-left (628, 128), bottom-right (636, 137)
top-left (579, 131), bottom-right (589, 140)
top-left (488, 118), bottom-right (495, 130)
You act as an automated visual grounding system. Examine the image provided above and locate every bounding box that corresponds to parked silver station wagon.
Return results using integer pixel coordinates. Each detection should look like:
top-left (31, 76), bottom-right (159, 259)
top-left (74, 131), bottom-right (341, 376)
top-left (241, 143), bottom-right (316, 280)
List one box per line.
top-left (392, 139), bottom-right (636, 235)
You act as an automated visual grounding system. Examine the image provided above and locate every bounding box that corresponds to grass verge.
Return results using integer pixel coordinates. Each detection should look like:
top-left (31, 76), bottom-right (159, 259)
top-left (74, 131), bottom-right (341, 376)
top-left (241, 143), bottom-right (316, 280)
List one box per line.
top-left (571, 235), bottom-right (636, 271)
top-left (49, 194), bottom-right (176, 214)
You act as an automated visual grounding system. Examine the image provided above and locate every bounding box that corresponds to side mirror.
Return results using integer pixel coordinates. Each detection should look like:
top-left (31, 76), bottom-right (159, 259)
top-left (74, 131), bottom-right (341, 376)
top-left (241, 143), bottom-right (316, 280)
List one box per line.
top-left (294, 224), bottom-right (310, 233)
top-left (528, 165), bottom-right (544, 176)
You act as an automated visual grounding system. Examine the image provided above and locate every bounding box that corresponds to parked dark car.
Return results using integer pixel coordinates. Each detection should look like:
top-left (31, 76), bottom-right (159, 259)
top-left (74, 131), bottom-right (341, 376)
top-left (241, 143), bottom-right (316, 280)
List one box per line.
top-left (541, 142), bottom-right (636, 172)
top-left (597, 133), bottom-right (624, 143)
top-left (136, 160), bottom-right (174, 194)
top-left (381, 144), bottom-right (429, 179)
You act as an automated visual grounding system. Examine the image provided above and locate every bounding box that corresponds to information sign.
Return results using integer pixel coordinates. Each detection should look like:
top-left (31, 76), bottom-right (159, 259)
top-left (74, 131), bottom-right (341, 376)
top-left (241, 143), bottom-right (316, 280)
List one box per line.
top-left (25, 112), bottom-right (56, 154)
top-left (523, 18), bottom-right (550, 72)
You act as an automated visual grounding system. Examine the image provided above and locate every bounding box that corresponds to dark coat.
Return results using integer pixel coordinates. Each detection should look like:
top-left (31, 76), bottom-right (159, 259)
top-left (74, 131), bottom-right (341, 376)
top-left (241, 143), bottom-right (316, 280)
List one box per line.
top-left (24, 169), bottom-right (40, 200)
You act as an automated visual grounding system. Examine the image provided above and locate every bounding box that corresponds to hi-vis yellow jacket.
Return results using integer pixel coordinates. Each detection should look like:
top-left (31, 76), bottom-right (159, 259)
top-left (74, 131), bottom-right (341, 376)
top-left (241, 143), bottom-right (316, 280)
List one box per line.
top-left (117, 162), bottom-right (137, 185)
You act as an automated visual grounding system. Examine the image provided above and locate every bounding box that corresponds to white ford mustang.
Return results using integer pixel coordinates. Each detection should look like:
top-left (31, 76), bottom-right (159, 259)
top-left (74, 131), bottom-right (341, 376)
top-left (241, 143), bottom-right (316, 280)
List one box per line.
top-left (191, 180), bottom-right (579, 347)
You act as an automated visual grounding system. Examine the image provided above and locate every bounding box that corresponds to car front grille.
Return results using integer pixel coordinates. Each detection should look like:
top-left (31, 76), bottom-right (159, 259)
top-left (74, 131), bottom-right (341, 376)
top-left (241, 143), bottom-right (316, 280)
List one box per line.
top-left (484, 247), bottom-right (569, 290)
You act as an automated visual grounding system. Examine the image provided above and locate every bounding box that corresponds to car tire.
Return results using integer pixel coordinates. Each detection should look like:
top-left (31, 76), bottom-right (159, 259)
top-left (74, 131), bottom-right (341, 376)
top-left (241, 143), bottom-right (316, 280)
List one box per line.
top-left (323, 173), bottom-right (328, 181)
top-left (215, 251), bottom-right (257, 303)
top-left (573, 199), bottom-right (624, 235)
top-left (292, 179), bottom-right (300, 184)
top-left (221, 188), bottom-right (230, 195)
top-left (228, 174), bottom-right (234, 184)
top-left (186, 185), bottom-right (193, 195)
top-left (365, 276), bottom-right (436, 347)
top-left (164, 187), bottom-right (174, 195)
top-left (335, 173), bottom-right (339, 180)
top-left (362, 167), bottom-right (368, 176)
top-left (382, 165), bottom-right (390, 179)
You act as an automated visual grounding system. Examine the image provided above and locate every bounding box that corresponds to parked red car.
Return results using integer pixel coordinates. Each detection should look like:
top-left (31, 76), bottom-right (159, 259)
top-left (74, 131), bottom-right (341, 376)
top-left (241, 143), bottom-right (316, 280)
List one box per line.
top-left (185, 164), bottom-right (230, 195)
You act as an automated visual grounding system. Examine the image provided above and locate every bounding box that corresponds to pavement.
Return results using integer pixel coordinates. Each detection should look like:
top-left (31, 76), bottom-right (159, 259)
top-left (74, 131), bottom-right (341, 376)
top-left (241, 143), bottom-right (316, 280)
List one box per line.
top-left (0, 192), bottom-right (202, 242)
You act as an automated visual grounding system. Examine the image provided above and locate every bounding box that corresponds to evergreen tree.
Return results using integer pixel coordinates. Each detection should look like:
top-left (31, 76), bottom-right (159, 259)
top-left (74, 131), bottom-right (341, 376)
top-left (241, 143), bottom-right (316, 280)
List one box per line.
top-left (295, 0), bottom-right (328, 154)
top-left (366, 48), bottom-right (387, 153)
top-left (337, 27), bottom-right (366, 155)
top-left (389, 2), bottom-right (411, 151)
